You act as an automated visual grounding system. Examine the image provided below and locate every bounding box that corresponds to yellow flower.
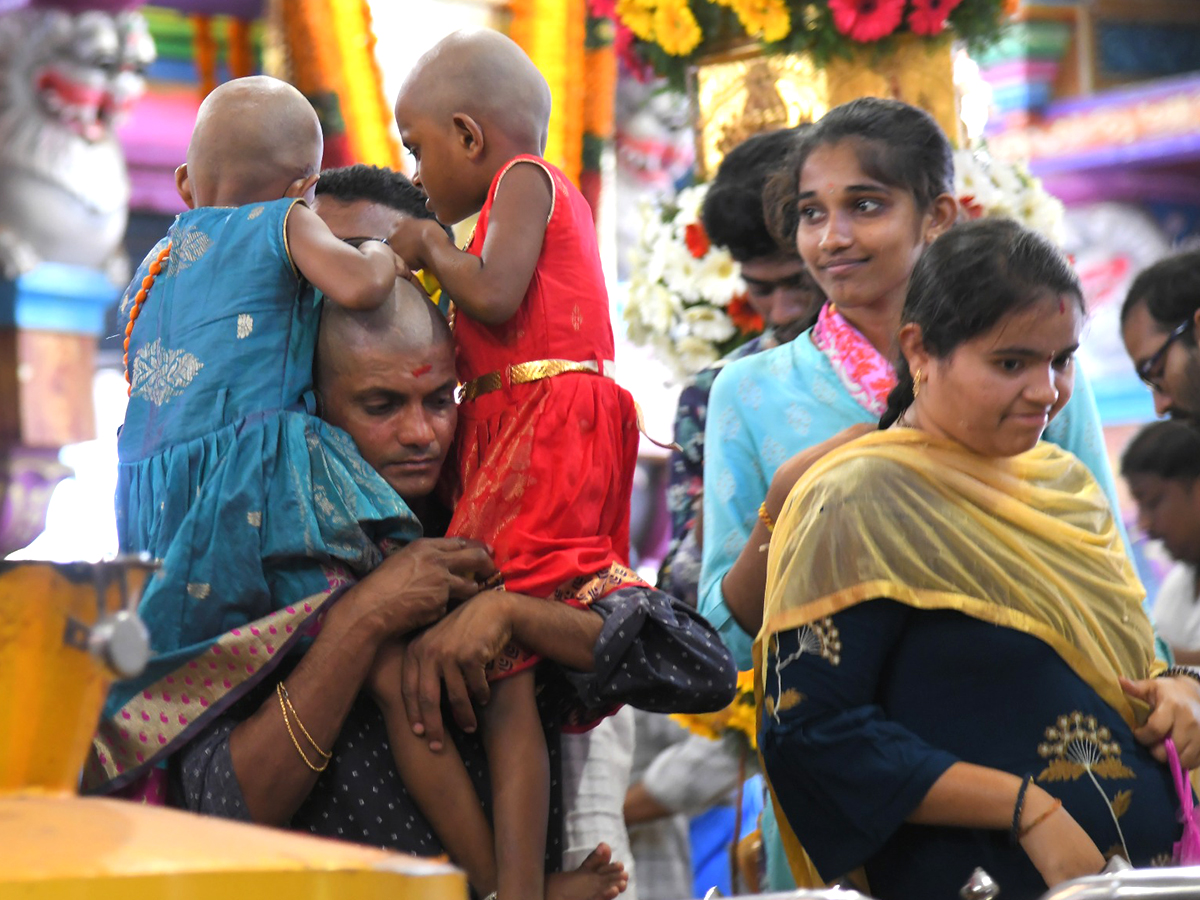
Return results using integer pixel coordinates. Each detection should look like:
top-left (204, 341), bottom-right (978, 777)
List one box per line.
top-left (653, 0), bottom-right (703, 56)
top-left (616, 0), bottom-right (657, 41)
top-left (730, 0), bottom-right (791, 43)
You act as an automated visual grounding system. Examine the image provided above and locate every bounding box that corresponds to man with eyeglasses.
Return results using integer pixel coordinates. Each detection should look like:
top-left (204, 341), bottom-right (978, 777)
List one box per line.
top-left (1121, 251), bottom-right (1200, 420)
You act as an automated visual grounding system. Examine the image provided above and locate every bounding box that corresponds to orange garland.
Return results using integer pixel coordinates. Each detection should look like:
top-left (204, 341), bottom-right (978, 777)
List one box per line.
top-left (227, 17), bottom-right (254, 79)
top-left (191, 15), bottom-right (218, 99)
top-left (123, 243), bottom-right (172, 396)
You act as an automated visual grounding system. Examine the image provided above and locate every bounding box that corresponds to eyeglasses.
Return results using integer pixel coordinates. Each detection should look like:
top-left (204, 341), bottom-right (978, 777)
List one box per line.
top-left (1137, 319), bottom-right (1193, 389)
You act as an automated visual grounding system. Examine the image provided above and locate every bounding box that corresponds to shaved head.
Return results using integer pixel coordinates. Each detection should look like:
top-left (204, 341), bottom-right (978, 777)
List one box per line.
top-left (317, 276), bottom-right (452, 392)
top-left (186, 76), bottom-right (322, 202)
top-left (398, 29), bottom-right (551, 151)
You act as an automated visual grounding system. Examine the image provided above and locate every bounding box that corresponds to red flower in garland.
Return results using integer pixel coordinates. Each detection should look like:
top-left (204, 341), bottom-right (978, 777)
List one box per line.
top-left (727, 293), bottom-right (764, 335)
top-left (907, 0), bottom-right (964, 35)
top-left (684, 221), bottom-right (711, 259)
top-left (827, 0), bottom-right (905, 42)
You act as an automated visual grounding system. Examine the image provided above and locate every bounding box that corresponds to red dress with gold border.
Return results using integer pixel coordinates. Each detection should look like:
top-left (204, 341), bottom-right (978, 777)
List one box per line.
top-left (448, 154), bottom-right (645, 681)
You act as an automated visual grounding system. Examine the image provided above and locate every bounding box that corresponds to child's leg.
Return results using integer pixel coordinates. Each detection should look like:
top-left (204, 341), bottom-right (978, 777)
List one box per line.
top-left (482, 668), bottom-right (549, 900)
top-left (376, 643), bottom-right (497, 894)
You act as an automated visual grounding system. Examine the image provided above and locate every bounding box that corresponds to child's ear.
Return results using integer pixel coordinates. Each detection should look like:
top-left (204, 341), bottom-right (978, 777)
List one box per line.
top-left (452, 113), bottom-right (484, 159)
top-left (285, 173), bottom-right (321, 203)
top-left (174, 163), bottom-right (196, 209)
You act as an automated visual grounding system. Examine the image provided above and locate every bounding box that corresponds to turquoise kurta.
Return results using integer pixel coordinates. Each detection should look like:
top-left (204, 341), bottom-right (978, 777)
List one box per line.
top-left (697, 329), bottom-right (1131, 891)
top-left (111, 199), bottom-right (420, 715)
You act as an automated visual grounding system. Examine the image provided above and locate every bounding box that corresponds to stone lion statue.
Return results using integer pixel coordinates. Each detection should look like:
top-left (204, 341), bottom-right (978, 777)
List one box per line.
top-left (0, 6), bottom-right (154, 281)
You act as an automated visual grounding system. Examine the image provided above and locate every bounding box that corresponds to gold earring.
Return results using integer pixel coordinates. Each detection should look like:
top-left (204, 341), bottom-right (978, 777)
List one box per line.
top-left (912, 368), bottom-right (922, 399)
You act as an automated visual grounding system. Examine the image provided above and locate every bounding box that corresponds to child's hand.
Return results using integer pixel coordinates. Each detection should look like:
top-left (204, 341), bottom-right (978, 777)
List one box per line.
top-left (389, 218), bottom-right (455, 275)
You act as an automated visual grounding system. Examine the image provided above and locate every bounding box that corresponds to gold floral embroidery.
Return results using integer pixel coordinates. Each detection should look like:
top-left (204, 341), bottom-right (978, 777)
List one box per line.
top-left (247, 205), bottom-right (265, 220)
top-left (1037, 711), bottom-right (1134, 860)
top-left (246, 511), bottom-right (262, 527)
top-left (236, 314), bottom-right (254, 338)
top-left (186, 583), bottom-right (211, 599)
top-left (173, 226), bottom-right (212, 272)
top-left (767, 617), bottom-right (841, 722)
top-left (131, 339), bottom-right (205, 407)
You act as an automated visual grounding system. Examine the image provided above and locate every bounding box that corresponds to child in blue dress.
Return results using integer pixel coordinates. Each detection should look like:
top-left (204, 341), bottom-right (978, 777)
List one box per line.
top-left (109, 76), bottom-right (418, 738)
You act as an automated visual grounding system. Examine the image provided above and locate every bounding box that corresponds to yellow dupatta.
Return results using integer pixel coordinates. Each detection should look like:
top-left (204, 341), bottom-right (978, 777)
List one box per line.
top-left (753, 429), bottom-right (1161, 887)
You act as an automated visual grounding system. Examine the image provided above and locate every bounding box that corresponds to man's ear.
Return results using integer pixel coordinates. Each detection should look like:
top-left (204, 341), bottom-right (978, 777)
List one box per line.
top-left (897, 322), bottom-right (931, 376)
top-left (286, 173), bottom-right (321, 202)
top-left (174, 163), bottom-right (195, 209)
top-left (452, 113), bottom-right (485, 160)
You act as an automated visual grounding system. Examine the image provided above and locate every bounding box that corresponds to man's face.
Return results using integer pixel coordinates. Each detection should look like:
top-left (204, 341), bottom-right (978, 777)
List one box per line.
top-left (318, 338), bottom-right (458, 501)
top-left (1122, 301), bottom-right (1200, 420)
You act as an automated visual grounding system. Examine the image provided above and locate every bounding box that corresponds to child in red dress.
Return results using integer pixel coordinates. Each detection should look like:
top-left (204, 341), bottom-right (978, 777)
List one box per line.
top-left (386, 28), bottom-right (642, 900)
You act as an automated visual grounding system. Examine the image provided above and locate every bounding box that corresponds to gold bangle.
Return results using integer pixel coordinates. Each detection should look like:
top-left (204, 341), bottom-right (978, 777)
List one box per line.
top-left (1018, 797), bottom-right (1062, 839)
top-left (758, 502), bottom-right (775, 533)
top-left (277, 683), bottom-right (329, 772)
top-left (279, 682), bottom-right (333, 759)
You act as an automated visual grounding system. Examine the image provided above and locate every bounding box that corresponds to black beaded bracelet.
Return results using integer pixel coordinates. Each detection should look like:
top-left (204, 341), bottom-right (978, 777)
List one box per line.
top-left (1010, 774), bottom-right (1034, 845)
top-left (1159, 665), bottom-right (1200, 685)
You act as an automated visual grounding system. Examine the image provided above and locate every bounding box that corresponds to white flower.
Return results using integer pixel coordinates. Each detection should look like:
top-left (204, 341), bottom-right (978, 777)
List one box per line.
top-left (683, 306), bottom-right (737, 343)
top-left (675, 336), bottom-right (721, 374)
top-left (692, 248), bottom-right (743, 307)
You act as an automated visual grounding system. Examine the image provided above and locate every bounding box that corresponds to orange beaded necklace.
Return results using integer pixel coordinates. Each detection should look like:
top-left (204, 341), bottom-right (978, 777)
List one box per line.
top-left (123, 242), bottom-right (172, 396)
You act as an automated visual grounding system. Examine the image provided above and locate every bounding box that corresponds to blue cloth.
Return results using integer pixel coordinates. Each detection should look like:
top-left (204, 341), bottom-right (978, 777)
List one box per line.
top-left (762, 604), bottom-right (1177, 900)
top-left (698, 330), bottom-right (1130, 891)
top-left (690, 773), bottom-right (764, 898)
top-left (111, 199), bottom-right (420, 713)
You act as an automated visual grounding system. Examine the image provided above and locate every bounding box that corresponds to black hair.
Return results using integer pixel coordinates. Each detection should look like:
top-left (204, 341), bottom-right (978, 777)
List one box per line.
top-left (879, 218), bottom-right (1085, 428)
top-left (702, 127), bottom-right (805, 262)
top-left (1121, 419), bottom-right (1200, 482)
top-left (1120, 250), bottom-right (1200, 349)
top-left (763, 97), bottom-right (954, 251)
top-left (315, 164), bottom-right (453, 239)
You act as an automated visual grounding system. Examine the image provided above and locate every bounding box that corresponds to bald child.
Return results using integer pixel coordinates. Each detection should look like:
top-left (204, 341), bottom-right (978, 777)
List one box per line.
top-left (108, 76), bottom-right (419, 801)
top-left (387, 29), bottom-right (644, 900)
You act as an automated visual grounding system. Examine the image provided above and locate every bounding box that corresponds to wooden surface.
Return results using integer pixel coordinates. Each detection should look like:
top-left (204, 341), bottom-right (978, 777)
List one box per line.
top-left (0, 327), bottom-right (97, 448)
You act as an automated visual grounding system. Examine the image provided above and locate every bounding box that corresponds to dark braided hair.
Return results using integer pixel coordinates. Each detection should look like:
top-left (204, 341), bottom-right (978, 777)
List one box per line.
top-left (878, 218), bottom-right (1084, 429)
top-left (763, 97), bottom-right (954, 252)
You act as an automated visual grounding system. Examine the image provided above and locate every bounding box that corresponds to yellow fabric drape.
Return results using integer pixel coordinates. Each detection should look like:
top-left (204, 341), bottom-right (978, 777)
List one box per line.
top-left (754, 429), bottom-right (1162, 887)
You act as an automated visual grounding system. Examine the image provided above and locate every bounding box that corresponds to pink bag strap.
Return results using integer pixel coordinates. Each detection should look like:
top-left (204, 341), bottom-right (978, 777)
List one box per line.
top-left (1166, 737), bottom-right (1194, 817)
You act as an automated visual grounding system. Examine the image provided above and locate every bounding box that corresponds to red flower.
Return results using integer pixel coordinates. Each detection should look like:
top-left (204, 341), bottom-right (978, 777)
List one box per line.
top-left (727, 293), bottom-right (765, 335)
top-left (684, 221), bottom-right (711, 259)
top-left (828, 0), bottom-right (905, 42)
top-left (907, 0), bottom-right (963, 35)
top-left (958, 195), bottom-right (985, 220)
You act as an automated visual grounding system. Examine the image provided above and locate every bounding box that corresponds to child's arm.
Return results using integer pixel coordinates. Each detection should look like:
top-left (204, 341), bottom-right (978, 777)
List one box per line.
top-left (285, 202), bottom-right (401, 310)
top-left (390, 162), bottom-right (552, 326)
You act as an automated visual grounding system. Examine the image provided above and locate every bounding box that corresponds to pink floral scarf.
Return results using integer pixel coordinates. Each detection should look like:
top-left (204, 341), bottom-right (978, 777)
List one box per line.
top-left (810, 302), bottom-right (897, 417)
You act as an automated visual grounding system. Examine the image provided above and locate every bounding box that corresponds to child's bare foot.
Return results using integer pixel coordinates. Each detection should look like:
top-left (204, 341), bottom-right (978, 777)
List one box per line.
top-left (546, 843), bottom-right (628, 900)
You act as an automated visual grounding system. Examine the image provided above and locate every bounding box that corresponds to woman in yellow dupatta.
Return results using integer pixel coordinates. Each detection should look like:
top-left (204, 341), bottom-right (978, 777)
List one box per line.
top-left (756, 219), bottom-right (1200, 900)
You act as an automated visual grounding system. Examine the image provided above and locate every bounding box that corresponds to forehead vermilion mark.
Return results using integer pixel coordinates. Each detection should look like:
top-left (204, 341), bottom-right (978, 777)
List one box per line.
top-left (411, 364), bottom-right (432, 377)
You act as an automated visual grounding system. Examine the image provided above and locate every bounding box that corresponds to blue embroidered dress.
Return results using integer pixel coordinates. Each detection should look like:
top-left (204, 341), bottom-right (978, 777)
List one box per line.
top-left (111, 199), bottom-right (419, 720)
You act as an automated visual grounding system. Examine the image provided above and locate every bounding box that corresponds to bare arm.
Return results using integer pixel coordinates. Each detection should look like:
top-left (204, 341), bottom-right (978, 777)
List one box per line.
top-left (285, 202), bottom-right (400, 310)
top-left (911, 763), bottom-right (1104, 886)
top-left (390, 162), bottom-right (552, 326)
top-left (721, 424), bottom-right (875, 636)
top-left (227, 537), bottom-right (495, 825)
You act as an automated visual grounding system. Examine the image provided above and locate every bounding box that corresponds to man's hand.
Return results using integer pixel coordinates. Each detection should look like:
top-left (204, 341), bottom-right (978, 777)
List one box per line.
top-left (1121, 674), bottom-right (1200, 767)
top-left (401, 588), bottom-right (516, 751)
top-left (350, 537), bottom-right (496, 640)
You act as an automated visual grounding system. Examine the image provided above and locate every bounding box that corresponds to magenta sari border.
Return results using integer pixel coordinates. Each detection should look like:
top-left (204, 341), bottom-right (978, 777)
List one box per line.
top-left (84, 583), bottom-right (350, 795)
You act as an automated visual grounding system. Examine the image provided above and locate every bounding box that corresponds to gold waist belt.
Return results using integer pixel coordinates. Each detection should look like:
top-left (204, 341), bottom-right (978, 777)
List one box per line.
top-left (459, 358), bottom-right (616, 402)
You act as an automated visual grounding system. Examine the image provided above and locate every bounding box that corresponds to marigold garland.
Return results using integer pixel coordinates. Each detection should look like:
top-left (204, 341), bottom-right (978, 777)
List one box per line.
top-left (191, 14), bottom-right (217, 98)
top-left (616, 0), bottom-right (1011, 90)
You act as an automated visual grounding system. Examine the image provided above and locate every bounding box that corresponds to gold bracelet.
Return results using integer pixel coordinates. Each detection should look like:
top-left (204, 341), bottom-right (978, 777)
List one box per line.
top-left (277, 683), bottom-right (329, 772)
top-left (758, 502), bottom-right (775, 533)
top-left (279, 682), bottom-right (333, 759)
top-left (1018, 797), bottom-right (1062, 839)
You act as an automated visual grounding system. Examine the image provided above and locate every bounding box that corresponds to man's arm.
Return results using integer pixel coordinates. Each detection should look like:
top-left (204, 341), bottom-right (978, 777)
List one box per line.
top-left (401, 586), bottom-right (738, 750)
